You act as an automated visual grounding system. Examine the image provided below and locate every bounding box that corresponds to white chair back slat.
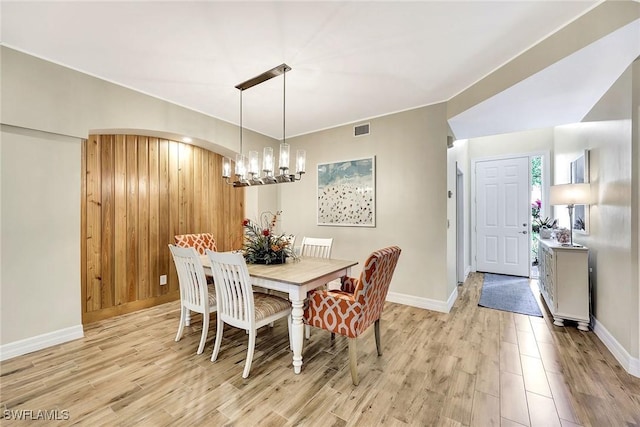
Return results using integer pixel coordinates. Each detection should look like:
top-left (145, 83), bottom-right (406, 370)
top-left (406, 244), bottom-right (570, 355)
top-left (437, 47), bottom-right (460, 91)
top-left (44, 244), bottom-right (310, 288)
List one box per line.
top-left (208, 251), bottom-right (255, 329)
top-left (300, 237), bottom-right (333, 259)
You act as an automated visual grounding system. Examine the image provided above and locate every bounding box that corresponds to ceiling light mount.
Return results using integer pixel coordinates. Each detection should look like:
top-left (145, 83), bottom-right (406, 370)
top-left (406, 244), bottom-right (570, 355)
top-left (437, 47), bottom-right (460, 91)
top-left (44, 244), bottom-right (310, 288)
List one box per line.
top-left (235, 63), bottom-right (291, 91)
top-left (223, 63), bottom-right (305, 188)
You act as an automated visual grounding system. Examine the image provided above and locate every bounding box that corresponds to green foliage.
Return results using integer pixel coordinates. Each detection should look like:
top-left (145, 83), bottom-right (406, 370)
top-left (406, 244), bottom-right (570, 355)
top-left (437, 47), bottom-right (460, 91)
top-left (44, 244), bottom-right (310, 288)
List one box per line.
top-left (531, 199), bottom-right (541, 219)
top-left (531, 156), bottom-right (542, 187)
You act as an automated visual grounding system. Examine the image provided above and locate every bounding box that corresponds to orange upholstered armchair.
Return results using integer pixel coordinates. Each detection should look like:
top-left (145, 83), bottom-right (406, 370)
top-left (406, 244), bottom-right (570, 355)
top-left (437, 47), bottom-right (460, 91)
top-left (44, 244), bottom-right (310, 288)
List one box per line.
top-left (175, 233), bottom-right (217, 286)
top-left (304, 246), bottom-right (401, 385)
top-left (174, 233), bottom-right (217, 254)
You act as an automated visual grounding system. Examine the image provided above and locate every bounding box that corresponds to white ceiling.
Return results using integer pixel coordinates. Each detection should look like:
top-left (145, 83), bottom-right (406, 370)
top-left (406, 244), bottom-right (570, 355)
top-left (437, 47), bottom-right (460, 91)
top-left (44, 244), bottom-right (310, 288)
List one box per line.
top-left (2, 0), bottom-right (629, 140)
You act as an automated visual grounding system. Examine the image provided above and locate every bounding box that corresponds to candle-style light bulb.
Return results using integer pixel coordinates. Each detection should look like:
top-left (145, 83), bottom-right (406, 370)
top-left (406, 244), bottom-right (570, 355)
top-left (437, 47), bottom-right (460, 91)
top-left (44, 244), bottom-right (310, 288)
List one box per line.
top-left (279, 142), bottom-right (290, 172)
top-left (235, 153), bottom-right (247, 180)
top-left (222, 157), bottom-right (231, 179)
top-left (248, 151), bottom-right (259, 175)
top-left (296, 149), bottom-right (306, 174)
top-left (263, 146), bottom-right (273, 176)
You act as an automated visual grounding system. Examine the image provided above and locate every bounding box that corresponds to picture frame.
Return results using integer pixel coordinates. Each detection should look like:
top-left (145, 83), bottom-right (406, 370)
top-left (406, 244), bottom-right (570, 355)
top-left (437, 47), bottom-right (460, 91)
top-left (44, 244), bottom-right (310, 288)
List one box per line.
top-left (317, 156), bottom-right (375, 227)
top-left (570, 149), bottom-right (589, 234)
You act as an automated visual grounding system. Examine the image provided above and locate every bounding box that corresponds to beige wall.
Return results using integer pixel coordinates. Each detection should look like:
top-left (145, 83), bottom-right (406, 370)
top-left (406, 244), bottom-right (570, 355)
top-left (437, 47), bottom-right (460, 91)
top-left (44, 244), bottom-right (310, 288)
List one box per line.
top-left (1, 126), bottom-right (82, 343)
top-left (554, 119), bottom-right (636, 358)
top-left (0, 46), bottom-right (261, 157)
top-left (278, 105), bottom-right (450, 303)
top-left (553, 63), bottom-right (638, 359)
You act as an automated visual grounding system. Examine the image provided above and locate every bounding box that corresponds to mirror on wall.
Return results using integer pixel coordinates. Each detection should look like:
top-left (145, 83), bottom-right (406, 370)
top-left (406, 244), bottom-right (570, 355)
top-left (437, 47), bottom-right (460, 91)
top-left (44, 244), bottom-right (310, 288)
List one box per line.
top-left (570, 149), bottom-right (590, 234)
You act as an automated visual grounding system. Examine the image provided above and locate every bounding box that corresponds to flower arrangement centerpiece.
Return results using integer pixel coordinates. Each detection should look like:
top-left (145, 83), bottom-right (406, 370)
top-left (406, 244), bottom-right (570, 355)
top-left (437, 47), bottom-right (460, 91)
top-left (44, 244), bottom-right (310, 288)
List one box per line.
top-left (242, 211), bottom-right (295, 265)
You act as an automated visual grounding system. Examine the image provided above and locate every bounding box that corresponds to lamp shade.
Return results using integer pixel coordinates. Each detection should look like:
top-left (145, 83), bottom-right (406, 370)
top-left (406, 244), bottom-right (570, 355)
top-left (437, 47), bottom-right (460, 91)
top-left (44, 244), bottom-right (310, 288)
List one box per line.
top-left (549, 183), bottom-right (591, 205)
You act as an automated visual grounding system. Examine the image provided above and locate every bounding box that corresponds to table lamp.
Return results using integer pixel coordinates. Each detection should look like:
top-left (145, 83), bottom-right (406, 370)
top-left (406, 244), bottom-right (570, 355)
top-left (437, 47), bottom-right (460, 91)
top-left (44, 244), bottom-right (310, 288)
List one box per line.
top-left (549, 183), bottom-right (591, 247)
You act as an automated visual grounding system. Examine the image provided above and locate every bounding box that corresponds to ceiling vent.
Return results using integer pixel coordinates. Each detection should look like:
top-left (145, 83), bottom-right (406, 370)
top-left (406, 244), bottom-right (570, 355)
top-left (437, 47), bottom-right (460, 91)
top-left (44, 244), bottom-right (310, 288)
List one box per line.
top-left (354, 123), bottom-right (370, 137)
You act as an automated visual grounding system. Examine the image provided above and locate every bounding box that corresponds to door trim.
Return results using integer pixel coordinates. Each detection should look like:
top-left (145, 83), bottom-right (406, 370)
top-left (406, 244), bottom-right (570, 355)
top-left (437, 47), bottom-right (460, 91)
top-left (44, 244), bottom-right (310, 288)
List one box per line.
top-left (471, 150), bottom-right (551, 276)
top-left (456, 164), bottom-right (465, 284)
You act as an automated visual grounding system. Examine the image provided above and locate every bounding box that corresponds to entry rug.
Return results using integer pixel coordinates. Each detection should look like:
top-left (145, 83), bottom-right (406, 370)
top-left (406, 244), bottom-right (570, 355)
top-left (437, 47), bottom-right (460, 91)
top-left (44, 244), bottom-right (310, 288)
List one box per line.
top-left (478, 273), bottom-right (543, 317)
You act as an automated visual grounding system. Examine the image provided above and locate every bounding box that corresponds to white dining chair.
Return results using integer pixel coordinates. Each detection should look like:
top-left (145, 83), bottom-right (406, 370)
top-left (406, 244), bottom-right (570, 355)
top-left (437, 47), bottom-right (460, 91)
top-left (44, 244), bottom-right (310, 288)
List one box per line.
top-left (169, 244), bottom-right (217, 355)
top-left (300, 237), bottom-right (333, 258)
top-left (299, 237), bottom-right (336, 339)
top-left (206, 250), bottom-right (292, 378)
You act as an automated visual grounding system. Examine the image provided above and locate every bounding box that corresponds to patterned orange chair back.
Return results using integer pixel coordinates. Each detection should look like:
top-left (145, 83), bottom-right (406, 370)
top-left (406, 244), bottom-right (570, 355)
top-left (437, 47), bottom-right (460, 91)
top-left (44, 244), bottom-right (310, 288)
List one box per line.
top-left (174, 233), bottom-right (217, 255)
top-left (352, 246), bottom-right (401, 335)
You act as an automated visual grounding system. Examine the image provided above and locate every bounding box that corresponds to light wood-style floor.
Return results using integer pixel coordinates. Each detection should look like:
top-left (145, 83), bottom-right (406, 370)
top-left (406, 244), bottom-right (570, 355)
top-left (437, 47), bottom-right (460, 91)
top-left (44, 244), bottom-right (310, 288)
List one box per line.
top-left (2, 273), bottom-right (640, 426)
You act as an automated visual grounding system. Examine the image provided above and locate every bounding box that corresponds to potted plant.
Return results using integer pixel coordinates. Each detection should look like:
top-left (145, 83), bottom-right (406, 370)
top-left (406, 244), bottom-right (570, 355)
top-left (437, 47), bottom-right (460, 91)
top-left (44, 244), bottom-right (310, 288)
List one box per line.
top-left (242, 211), bottom-right (296, 264)
top-left (535, 217), bottom-right (557, 239)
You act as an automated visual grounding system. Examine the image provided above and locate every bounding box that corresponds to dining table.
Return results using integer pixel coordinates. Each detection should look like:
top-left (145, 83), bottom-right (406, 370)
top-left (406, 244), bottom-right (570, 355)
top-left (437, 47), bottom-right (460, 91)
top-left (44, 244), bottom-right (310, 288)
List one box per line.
top-left (200, 255), bottom-right (358, 374)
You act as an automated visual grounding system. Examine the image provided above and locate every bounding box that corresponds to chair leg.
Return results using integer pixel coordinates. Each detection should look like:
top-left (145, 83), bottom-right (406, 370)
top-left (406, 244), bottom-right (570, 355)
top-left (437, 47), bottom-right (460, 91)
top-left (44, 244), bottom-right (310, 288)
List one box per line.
top-left (348, 338), bottom-right (359, 386)
top-left (243, 330), bottom-right (257, 379)
top-left (374, 319), bottom-right (382, 356)
top-left (197, 313), bottom-right (209, 355)
top-left (185, 309), bottom-right (191, 326)
top-left (175, 305), bottom-right (186, 342)
top-left (305, 324), bottom-right (310, 339)
top-left (211, 318), bottom-right (224, 362)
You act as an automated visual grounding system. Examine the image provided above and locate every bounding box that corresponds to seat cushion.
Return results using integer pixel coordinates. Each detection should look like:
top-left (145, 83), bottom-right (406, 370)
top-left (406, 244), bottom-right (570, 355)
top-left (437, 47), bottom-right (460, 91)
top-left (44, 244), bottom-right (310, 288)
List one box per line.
top-left (207, 284), bottom-right (217, 308)
top-left (253, 292), bottom-right (290, 321)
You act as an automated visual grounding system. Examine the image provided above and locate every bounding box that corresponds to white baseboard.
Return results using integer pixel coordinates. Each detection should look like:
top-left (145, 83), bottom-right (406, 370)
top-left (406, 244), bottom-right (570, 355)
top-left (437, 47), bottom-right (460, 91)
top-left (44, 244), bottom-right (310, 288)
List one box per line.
top-left (387, 287), bottom-right (458, 314)
top-left (592, 317), bottom-right (640, 378)
top-left (0, 325), bottom-right (84, 361)
top-left (464, 266), bottom-right (471, 281)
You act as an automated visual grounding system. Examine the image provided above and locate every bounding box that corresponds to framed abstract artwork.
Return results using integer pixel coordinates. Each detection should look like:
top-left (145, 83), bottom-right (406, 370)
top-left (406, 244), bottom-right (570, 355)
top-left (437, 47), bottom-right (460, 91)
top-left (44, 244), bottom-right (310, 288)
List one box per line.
top-left (570, 149), bottom-right (590, 234)
top-left (317, 156), bottom-right (375, 227)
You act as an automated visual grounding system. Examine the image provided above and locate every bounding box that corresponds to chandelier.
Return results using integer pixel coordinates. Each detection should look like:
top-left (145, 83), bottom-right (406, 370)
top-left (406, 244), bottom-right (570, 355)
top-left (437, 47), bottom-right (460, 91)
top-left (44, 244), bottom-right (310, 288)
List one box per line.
top-left (222, 63), bottom-right (305, 187)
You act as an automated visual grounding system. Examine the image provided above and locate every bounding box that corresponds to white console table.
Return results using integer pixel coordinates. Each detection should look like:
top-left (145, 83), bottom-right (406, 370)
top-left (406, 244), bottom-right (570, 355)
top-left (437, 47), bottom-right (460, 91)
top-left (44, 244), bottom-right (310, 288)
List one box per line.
top-left (537, 238), bottom-right (590, 331)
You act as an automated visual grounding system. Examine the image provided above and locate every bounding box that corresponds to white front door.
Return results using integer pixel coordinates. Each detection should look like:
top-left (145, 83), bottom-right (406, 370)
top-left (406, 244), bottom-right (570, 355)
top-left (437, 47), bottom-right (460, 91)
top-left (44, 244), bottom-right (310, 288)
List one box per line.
top-left (476, 157), bottom-right (530, 277)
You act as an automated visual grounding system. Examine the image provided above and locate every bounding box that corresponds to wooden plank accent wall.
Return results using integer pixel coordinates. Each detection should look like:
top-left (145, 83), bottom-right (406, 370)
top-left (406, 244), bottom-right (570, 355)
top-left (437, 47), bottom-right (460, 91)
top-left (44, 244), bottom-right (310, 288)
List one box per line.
top-left (81, 134), bottom-right (244, 324)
